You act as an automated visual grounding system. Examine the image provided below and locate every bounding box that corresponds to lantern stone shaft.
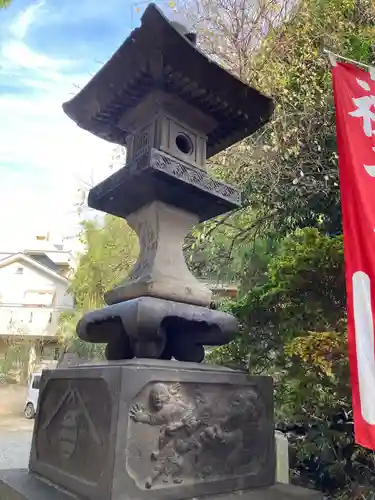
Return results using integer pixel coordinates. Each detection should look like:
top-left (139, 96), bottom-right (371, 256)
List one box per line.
top-left (105, 201), bottom-right (211, 307)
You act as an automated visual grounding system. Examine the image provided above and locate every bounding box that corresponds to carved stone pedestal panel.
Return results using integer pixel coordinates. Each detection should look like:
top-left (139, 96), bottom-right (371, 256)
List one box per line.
top-left (27, 360), bottom-right (275, 500)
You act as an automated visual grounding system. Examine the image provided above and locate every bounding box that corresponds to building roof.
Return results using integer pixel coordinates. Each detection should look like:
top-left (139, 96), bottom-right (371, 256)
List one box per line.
top-left (24, 249), bottom-right (71, 266)
top-left (0, 238), bottom-right (71, 266)
top-left (0, 253), bottom-right (69, 284)
top-left (22, 238), bottom-right (71, 265)
top-left (62, 3), bottom-right (273, 158)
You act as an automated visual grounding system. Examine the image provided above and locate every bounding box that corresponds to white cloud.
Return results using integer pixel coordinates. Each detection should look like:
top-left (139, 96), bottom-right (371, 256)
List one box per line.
top-left (9, 1), bottom-right (45, 40)
top-left (1, 40), bottom-right (70, 74)
top-left (0, 2), bottom-right (126, 252)
top-left (0, 66), bottom-right (115, 251)
top-left (0, 85), bottom-right (116, 249)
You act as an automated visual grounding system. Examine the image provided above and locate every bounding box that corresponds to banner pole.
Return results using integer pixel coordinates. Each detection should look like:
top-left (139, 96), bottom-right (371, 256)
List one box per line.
top-left (323, 49), bottom-right (375, 79)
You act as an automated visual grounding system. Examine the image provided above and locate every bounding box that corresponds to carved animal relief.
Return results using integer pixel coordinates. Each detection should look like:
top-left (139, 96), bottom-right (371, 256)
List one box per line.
top-left (34, 379), bottom-right (111, 483)
top-left (127, 381), bottom-right (267, 490)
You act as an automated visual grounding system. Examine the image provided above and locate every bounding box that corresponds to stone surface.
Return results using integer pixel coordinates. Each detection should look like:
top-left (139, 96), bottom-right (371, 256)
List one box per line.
top-left (0, 470), bottom-right (323, 500)
top-left (105, 201), bottom-right (212, 307)
top-left (77, 296), bottom-right (238, 361)
top-left (0, 470), bottom-right (78, 500)
top-left (122, 91), bottom-right (214, 171)
top-left (88, 149), bottom-right (241, 223)
top-left (275, 431), bottom-right (289, 484)
top-left (0, 427), bottom-right (290, 485)
top-left (28, 360), bottom-right (275, 500)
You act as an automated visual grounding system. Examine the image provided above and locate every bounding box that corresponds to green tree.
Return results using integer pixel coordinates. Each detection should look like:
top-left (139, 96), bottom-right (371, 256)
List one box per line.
top-left (0, 0), bottom-right (12, 8)
top-left (71, 215), bottom-right (138, 311)
top-left (185, 0), bottom-right (374, 243)
top-left (58, 215), bottom-right (138, 354)
top-left (208, 228), bottom-right (345, 371)
top-left (237, 0), bottom-right (374, 238)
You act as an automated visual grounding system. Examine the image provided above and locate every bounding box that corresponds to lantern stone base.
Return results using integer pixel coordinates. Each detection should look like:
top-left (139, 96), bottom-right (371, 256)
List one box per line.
top-left (0, 360), bottom-right (322, 500)
top-left (76, 297), bottom-right (238, 361)
top-left (0, 470), bottom-right (323, 500)
top-left (27, 360), bottom-right (275, 500)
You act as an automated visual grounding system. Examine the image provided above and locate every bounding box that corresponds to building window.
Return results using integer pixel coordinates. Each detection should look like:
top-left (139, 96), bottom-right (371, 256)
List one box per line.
top-left (49, 312), bottom-right (52, 323)
top-left (54, 348), bottom-right (60, 361)
top-left (15, 267), bottom-right (23, 275)
top-left (29, 312), bottom-right (33, 323)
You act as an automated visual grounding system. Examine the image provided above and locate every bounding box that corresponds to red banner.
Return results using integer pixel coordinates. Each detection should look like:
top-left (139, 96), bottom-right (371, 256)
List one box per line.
top-left (332, 61), bottom-right (375, 449)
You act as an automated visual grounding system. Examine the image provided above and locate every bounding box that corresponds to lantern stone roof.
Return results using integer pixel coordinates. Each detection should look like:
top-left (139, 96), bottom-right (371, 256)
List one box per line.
top-left (62, 3), bottom-right (273, 158)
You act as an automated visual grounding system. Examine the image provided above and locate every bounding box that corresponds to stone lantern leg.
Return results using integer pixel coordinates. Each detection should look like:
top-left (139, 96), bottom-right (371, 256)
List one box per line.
top-left (0, 5), bottom-right (323, 500)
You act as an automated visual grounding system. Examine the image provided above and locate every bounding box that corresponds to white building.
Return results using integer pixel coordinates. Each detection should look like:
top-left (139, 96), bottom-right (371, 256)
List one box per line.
top-left (0, 235), bottom-right (74, 381)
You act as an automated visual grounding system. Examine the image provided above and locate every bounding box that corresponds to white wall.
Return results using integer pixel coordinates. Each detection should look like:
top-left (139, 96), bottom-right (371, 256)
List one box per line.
top-left (0, 258), bottom-right (74, 337)
top-left (0, 260), bottom-right (72, 306)
top-left (55, 282), bottom-right (74, 309)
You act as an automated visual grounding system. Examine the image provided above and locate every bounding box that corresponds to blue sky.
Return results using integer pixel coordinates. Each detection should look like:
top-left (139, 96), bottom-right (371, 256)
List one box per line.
top-left (0, 0), bottom-right (172, 250)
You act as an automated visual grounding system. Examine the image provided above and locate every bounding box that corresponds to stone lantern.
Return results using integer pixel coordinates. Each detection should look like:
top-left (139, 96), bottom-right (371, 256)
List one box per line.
top-left (60, 3), bottom-right (274, 364)
top-left (0, 5), bottom-right (322, 500)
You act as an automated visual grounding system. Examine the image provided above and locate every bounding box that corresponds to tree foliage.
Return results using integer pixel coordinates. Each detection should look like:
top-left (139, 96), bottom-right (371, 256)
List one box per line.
top-left (184, 0), bottom-right (374, 256)
top-left (0, 0), bottom-right (11, 8)
top-left (207, 228), bottom-right (345, 370)
top-left (71, 215), bottom-right (138, 311)
top-left (58, 215), bottom-right (138, 355)
top-left (240, 0), bottom-right (374, 238)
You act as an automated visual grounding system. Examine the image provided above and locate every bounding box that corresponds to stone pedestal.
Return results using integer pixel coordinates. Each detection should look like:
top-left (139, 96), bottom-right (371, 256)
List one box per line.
top-left (0, 470), bottom-right (323, 500)
top-left (29, 360), bottom-right (275, 500)
top-left (0, 360), bottom-right (322, 500)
